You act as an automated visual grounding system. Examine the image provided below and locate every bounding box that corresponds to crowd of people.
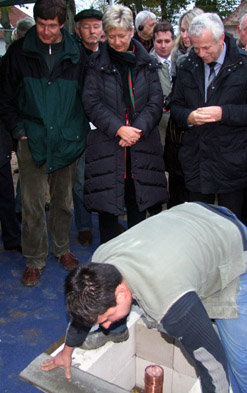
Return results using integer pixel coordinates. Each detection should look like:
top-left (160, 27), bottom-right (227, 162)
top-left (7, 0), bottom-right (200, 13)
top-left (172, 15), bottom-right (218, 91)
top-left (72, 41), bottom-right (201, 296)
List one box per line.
top-left (1, 1), bottom-right (247, 392)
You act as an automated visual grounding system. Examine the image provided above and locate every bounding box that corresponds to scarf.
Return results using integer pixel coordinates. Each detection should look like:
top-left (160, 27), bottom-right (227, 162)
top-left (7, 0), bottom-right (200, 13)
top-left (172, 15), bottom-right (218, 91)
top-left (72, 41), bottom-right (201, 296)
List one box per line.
top-left (107, 41), bottom-right (136, 122)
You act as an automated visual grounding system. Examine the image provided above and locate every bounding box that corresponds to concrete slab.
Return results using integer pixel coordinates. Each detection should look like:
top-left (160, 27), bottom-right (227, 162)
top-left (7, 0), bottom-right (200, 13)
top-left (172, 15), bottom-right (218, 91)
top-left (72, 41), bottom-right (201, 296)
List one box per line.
top-left (19, 353), bottom-right (130, 393)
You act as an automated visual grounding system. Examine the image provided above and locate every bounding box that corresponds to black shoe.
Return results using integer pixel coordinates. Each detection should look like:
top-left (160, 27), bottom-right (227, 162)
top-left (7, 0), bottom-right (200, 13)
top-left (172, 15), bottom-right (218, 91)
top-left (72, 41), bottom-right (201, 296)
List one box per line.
top-left (81, 327), bottom-right (129, 350)
top-left (78, 230), bottom-right (92, 246)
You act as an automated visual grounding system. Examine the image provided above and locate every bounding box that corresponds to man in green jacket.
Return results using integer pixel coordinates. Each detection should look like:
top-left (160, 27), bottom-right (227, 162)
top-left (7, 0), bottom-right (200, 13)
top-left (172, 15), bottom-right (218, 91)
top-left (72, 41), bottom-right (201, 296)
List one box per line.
top-left (0, 0), bottom-right (89, 286)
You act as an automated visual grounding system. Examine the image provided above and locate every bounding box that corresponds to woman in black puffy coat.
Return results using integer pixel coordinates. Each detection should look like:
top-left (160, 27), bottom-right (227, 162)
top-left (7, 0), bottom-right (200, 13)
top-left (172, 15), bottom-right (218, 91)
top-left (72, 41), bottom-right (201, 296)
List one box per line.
top-left (82, 5), bottom-right (168, 243)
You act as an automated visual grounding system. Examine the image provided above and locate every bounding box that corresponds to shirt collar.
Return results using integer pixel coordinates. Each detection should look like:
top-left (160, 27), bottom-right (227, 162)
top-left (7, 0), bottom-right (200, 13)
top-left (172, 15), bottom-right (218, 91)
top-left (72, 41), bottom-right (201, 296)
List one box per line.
top-left (156, 53), bottom-right (171, 64)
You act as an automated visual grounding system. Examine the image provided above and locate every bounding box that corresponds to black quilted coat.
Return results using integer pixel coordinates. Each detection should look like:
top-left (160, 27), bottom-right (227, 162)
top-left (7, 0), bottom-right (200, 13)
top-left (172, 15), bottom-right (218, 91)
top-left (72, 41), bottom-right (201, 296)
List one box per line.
top-left (82, 39), bottom-right (169, 215)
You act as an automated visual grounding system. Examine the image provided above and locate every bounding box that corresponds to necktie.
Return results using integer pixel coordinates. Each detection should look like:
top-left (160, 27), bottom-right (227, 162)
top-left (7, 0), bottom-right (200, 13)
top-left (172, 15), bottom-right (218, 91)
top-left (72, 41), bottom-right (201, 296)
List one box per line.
top-left (208, 62), bottom-right (217, 85)
top-left (164, 59), bottom-right (172, 81)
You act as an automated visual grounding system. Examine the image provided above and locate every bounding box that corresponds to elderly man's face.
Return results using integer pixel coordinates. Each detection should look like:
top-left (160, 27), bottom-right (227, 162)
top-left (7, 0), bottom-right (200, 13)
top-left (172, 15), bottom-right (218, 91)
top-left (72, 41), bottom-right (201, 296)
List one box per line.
top-left (190, 29), bottom-right (225, 64)
top-left (238, 17), bottom-right (247, 47)
top-left (76, 17), bottom-right (103, 48)
top-left (142, 16), bottom-right (156, 40)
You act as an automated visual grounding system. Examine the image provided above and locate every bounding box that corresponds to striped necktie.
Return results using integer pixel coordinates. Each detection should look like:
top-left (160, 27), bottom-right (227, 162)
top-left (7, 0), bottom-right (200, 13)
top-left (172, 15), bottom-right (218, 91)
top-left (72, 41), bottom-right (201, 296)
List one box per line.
top-left (208, 62), bottom-right (217, 85)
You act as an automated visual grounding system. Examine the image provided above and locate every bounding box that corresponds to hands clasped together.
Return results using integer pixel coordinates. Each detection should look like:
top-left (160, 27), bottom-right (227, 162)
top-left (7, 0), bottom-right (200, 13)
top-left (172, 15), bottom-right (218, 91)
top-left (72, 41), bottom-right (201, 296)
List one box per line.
top-left (116, 125), bottom-right (142, 147)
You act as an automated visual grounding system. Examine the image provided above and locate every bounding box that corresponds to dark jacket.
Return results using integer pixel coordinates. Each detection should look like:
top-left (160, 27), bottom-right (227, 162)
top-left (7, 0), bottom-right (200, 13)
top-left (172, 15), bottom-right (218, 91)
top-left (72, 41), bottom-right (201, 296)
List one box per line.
top-left (133, 31), bottom-right (153, 53)
top-left (171, 33), bottom-right (247, 194)
top-left (82, 39), bottom-right (168, 215)
top-left (0, 26), bottom-right (89, 173)
top-left (0, 118), bottom-right (12, 168)
top-left (0, 57), bottom-right (12, 168)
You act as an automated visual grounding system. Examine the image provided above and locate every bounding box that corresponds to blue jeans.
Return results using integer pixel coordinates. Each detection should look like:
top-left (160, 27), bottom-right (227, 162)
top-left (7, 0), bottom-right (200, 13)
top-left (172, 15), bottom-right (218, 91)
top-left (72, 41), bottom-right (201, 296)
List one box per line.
top-left (198, 204), bottom-right (247, 393)
top-left (72, 152), bottom-right (92, 231)
top-left (216, 272), bottom-right (247, 393)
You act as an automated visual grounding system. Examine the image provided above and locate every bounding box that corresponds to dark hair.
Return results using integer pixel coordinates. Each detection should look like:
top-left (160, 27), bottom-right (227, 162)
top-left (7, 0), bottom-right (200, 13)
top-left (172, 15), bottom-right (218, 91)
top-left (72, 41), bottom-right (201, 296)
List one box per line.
top-left (65, 263), bottom-right (123, 327)
top-left (33, 0), bottom-right (67, 25)
top-left (153, 21), bottom-right (174, 40)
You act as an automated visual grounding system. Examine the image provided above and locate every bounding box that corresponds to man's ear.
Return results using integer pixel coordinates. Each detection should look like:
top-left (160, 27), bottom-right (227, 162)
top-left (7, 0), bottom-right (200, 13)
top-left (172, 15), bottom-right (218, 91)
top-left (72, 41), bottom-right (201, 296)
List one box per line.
top-left (115, 283), bottom-right (128, 303)
top-left (219, 33), bottom-right (225, 46)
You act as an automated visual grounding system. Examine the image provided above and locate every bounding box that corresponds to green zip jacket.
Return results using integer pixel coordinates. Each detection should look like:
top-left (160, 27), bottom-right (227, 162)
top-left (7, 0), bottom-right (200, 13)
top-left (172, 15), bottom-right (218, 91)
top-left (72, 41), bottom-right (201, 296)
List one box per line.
top-left (0, 26), bottom-right (89, 173)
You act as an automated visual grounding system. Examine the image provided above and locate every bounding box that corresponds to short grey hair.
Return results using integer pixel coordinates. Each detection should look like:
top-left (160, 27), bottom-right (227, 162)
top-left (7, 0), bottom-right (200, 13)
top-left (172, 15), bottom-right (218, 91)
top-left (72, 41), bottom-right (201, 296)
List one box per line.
top-left (189, 13), bottom-right (224, 42)
top-left (103, 5), bottom-right (133, 33)
top-left (17, 17), bottom-right (35, 38)
top-left (240, 13), bottom-right (247, 29)
top-left (135, 10), bottom-right (156, 30)
top-left (11, 17), bottom-right (35, 42)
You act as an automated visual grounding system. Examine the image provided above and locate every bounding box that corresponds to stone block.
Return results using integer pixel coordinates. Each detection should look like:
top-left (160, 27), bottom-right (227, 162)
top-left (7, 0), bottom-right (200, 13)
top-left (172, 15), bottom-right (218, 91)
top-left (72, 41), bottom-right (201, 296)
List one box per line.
top-left (136, 321), bottom-right (174, 368)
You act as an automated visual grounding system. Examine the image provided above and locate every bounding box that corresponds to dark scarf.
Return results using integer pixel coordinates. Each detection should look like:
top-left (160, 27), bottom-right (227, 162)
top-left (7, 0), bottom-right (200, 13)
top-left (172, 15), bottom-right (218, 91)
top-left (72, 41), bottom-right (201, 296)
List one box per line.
top-left (107, 40), bottom-right (136, 121)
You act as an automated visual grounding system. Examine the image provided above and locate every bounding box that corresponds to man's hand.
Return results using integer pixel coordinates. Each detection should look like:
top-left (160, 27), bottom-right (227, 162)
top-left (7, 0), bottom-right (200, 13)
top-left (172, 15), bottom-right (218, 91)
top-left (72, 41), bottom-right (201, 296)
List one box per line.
top-left (41, 345), bottom-right (74, 379)
top-left (116, 126), bottom-right (142, 146)
top-left (187, 106), bottom-right (222, 126)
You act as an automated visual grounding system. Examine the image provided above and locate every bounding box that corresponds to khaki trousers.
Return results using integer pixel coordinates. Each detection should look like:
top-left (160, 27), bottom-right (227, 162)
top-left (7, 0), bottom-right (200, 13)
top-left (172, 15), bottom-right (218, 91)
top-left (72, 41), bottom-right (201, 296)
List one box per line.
top-left (17, 140), bottom-right (77, 268)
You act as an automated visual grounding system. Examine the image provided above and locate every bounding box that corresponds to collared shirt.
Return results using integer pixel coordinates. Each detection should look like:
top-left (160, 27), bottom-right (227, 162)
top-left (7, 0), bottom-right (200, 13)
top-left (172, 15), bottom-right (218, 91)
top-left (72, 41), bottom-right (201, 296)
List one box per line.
top-left (156, 54), bottom-right (172, 80)
top-left (156, 53), bottom-right (171, 64)
top-left (204, 42), bottom-right (226, 101)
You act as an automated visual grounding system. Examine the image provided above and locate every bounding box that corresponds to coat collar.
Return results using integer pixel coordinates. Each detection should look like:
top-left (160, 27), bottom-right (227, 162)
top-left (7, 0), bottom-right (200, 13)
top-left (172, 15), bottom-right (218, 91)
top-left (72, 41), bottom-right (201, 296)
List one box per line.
top-left (178, 33), bottom-right (244, 100)
top-left (22, 25), bottom-right (80, 64)
top-left (181, 33), bottom-right (242, 73)
top-left (88, 38), bottom-right (159, 71)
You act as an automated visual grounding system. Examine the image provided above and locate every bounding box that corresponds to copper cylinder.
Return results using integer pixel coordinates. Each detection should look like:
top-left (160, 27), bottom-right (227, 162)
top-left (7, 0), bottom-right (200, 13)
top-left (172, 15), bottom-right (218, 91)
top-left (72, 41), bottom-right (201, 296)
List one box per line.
top-left (144, 365), bottom-right (164, 393)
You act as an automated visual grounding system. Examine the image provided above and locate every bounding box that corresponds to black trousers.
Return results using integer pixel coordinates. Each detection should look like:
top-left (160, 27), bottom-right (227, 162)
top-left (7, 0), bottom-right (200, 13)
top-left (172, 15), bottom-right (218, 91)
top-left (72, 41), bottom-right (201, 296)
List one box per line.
top-left (0, 161), bottom-right (21, 248)
top-left (98, 176), bottom-right (146, 244)
top-left (189, 190), bottom-right (244, 221)
top-left (167, 174), bottom-right (189, 208)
